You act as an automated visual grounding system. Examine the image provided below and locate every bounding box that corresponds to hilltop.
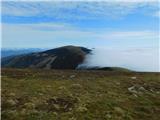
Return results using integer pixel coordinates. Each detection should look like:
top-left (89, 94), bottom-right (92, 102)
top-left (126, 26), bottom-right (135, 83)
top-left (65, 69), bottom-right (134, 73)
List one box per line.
top-left (1, 46), bottom-right (91, 69)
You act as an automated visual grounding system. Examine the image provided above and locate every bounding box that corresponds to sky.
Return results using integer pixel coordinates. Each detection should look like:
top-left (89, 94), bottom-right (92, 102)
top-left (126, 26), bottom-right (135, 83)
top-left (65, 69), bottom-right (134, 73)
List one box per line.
top-left (1, 0), bottom-right (160, 71)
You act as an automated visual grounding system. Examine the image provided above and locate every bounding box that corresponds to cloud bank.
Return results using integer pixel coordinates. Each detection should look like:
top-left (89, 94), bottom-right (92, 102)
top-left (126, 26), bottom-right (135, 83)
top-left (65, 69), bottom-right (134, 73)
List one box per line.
top-left (79, 47), bottom-right (160, 72)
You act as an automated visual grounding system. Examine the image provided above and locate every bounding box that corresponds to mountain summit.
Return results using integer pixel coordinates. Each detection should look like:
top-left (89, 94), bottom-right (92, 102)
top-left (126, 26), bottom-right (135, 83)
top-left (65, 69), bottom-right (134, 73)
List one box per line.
top-left (1, 46), bottom-right (91, 69)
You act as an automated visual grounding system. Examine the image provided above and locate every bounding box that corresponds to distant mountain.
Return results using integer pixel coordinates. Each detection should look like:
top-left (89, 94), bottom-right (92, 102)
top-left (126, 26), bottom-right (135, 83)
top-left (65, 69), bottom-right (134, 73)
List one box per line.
top-left (1, 48), bottom-right (44, 58)
top-left (1, 46), bottom-right (91, 69)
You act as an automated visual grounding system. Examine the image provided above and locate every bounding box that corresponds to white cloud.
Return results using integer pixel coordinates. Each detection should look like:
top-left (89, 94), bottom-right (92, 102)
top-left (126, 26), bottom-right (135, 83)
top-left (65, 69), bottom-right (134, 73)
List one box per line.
top-left (79, 47), bottom-right (160, 72)
top-left (24, 23), bottom-right (75, 31)
top-left (2, 1), bottom-right (159, 21)
top-left (98, 31), bottom-right (159, 41)
top-left (1, 23), bottom-right (98, 48)
top-left (2, 23), bottom-right (159, 48)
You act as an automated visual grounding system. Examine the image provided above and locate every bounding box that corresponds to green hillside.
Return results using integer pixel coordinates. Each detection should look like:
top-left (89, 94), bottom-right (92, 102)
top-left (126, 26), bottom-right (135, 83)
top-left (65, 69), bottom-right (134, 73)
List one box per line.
top-left (1, 68), bottom-right (160, 120)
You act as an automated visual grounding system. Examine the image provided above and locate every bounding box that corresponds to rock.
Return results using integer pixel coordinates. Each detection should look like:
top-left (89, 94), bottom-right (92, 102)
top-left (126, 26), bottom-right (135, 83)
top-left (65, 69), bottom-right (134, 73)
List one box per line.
top-left (133, 94), bottom-right (138, 97)
top-left (143, 83), bottom-right (147, 86)
top-left (70, 75), bottom-right (76, 78)
top-left (128, 85), bottom-right (148, 95)
top-left (131, 77), bottom-right (137, 80)
top-left (138, 86), bottom-right (146, 91)
top-left (62, 75), bottom-right (65, 78)
top-left (116, 82), bottom-right (120, 85)
top-left (150, 89), bottom-right (154, 92)
top-left (58, 86), bottom-right (66, 90)
top-left (128, 86), bottom-right (137, 94)
top-left (38, 93), bottom-right (44, 96)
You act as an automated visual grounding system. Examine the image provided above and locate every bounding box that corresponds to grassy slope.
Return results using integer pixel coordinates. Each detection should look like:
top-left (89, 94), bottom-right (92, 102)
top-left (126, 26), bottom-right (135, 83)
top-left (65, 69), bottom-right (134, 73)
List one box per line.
top-left (1, 68), bottom-right (160, 120)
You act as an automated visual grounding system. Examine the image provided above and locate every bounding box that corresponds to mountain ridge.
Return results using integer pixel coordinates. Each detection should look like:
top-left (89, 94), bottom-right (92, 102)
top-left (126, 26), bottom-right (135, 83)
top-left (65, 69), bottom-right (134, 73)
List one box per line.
top-left (1, 45), bottom-right (91, 69)
top-left (1, 45), bottom-right (133, 71)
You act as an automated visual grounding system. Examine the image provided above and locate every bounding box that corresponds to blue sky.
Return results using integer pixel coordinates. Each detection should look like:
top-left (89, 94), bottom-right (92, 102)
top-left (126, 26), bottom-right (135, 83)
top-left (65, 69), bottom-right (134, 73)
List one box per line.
top-left (1, 0), bottom-right (160, 71)
top-left (2, 0), bottom-right (159, 48)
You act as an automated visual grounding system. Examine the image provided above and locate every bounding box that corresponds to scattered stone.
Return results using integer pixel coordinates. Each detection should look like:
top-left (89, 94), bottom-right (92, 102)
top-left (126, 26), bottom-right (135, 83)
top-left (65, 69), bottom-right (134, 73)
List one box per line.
top-left (131, 77), bottom-right (137, 80)
top-left (128, 85), bottom-right (148, 95)
top-left (143, 83), bottom-right (147, 86)
top-left (116, 82), bottom-right (120, 85)
top-left (62, 75), bottom-right (65, 78)
top-left (133, 94), bottom-right (138, 97)
top-left (58, 86), bottom-right (66, 90)
top-left (128, 86), bottom-right (137, 94)
top-left (150, 89), bottom-right (154, 92)
top-left (38, 93), bottom-right (44, 96)
top-left (70, 75), bottom-right (76, 78)
top-left (70, 84), bottom-right (82, 89)
top-left (138, 86), bottom-right (146, 91)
